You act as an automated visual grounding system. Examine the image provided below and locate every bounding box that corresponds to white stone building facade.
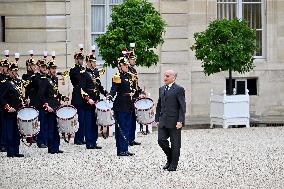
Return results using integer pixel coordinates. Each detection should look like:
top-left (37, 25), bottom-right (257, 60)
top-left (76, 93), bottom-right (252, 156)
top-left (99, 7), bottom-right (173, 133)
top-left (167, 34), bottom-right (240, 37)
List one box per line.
top-left (0, 0), bottom-right (283, 124)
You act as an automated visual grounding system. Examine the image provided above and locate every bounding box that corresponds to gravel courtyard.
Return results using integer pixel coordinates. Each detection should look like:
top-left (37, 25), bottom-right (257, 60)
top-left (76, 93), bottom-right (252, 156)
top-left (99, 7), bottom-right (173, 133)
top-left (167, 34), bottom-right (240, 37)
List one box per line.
top-left (1, 127), bottom-right (284, 189)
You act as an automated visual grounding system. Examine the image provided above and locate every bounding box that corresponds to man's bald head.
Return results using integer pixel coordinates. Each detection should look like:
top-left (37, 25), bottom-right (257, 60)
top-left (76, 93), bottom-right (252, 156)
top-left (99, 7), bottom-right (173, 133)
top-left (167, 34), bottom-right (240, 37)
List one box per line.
top-left (164, 69), bottom-right (177, 85)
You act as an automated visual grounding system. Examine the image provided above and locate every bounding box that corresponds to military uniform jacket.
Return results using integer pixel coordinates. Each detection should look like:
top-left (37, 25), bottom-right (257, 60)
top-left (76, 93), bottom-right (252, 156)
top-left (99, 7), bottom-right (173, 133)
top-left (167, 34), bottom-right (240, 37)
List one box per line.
top-left (22, 71), bottom-right (36, 100)
top-left (109, 72), bottom-right (135, 112)
top-left (86, 68), bottom-right (108, 102)
top-left (47, 75), bottom-right (65, 109)
top-left (0, 77), bottom-right (23, 117)
top-left (70, 64), bottom-right (93, 107)
top-left (28, 73), bottom-right (56, 109)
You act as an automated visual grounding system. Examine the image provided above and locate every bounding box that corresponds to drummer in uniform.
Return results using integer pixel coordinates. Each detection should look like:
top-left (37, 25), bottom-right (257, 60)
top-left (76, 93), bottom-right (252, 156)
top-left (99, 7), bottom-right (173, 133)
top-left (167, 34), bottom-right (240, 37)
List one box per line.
top-left (108, 55), bottom-right (135, 156)
top-left (85, 54), bottom-right (108, 149)
top-left (0, 58), bottom-right (10, 152)
top-left (22, 54), bottom-right (38, 143)
top-left (0, 61), bottom-right (24, 157)
top-left (45, 58), bottom-right (66, 154)
top-left (29, 59), bottom-right (50, 148)
top-left (70, 51), bottom-right (96, 145)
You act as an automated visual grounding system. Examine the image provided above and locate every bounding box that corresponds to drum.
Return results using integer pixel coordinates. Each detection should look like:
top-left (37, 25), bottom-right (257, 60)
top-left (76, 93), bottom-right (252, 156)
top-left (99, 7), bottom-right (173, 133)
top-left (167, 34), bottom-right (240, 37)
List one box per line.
top-left (96, 100), bottom-right (115, 127)
top-left (134, 98), bottom-right (155, 124)
top-left (17, 107), bottom-right (40, 137)
top-left (56, 105), bottom-right (79, 134)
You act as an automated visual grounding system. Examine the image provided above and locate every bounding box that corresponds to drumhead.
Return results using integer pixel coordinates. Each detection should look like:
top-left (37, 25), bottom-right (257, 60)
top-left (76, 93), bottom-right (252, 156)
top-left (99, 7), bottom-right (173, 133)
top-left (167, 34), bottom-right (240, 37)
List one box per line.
top-left (135, 98), bottom-right (153, 110)
top-left (18, 107), bottom-right (38, 120)
top-left (57, 106), bottom-right (77, 119)
top-left (96, 100), bottom-right (113, 111)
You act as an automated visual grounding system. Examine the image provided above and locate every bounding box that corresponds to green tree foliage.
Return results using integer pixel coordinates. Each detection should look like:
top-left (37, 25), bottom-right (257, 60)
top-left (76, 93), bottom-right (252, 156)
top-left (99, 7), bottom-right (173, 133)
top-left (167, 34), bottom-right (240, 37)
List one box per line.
top-left (191, 18), bottom-right (257, 94)
top-left (96, 0), bottom-right (166, 68)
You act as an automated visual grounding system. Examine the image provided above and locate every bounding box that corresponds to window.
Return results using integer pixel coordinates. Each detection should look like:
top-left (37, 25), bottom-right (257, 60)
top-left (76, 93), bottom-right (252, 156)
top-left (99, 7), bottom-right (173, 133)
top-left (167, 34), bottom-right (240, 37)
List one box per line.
top-left (0, 16), bottom-right (5, 42)
top-left (91, 0), bottom-right (124, 61)
top-left (217, 0), bottom-right (264, 57)
top-left (226, 78), bottom-right (258, 95)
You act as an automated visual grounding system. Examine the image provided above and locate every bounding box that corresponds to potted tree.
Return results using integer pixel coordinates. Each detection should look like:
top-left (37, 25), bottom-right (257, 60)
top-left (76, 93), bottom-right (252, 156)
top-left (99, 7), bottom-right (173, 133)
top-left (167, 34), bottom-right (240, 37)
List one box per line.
top-left (191, 18), bottom-right (257, 128)
top-left (96, 0), bottom-right (166, 68)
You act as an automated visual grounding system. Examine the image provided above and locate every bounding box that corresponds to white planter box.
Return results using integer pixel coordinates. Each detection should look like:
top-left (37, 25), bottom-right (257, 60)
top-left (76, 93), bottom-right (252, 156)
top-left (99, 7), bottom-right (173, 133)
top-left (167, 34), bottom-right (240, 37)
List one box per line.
top-left (210, 89), bottom-right (250, 128)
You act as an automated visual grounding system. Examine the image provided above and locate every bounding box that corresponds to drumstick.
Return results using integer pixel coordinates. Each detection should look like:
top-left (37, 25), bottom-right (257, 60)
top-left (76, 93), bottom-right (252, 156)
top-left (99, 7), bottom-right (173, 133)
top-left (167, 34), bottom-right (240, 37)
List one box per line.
top-left (27, 96), bottom-right (30, 106)
top-left (67, 92), bottom-right (70, 105)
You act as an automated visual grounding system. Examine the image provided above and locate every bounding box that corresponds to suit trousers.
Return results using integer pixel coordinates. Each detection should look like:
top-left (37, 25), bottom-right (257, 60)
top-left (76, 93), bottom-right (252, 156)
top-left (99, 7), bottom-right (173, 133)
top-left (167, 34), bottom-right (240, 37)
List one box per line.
top-left (158, 127), bottom-right (181, 165)
top-left (5, 114), bottom-right (20, 156)
top-left (47, 112), bottom-right (60, 153)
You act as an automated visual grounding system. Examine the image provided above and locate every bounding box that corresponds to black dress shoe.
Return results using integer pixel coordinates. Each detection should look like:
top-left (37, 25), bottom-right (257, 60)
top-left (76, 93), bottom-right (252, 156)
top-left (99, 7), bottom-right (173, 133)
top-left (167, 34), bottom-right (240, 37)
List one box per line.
top-left (0, 147), bottom-right (7, 152)
top-left (86, 145), bottom-right (95, 149)
top-left (14, 154), bottom-right (24, 157)
top-left (167, 165), bottom-right (177, 171)
top-left (126, 151), bottom-right (135, 156)
top-left (50, 150), bottom-right (64, 154)
top-left (163, 162), bottom-right (171, 170)
top-left (117, 152), bottom-right (129, 156)
top-left (82, 140), bottom-right (86, 144)
top-left (38, 144), bottom-right (47, 148)
top-left (7, 154), bottom-right (14, 157)
top-left (129, 141), bottom-right (141, 146)
top-left (74, 142), bottom-right (83, 145)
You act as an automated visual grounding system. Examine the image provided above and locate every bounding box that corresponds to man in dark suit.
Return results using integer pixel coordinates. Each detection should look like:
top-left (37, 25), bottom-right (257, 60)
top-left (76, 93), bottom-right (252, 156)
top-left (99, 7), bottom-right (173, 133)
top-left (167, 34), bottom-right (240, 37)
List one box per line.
top-left (155, 70), bottom-right (186, 171)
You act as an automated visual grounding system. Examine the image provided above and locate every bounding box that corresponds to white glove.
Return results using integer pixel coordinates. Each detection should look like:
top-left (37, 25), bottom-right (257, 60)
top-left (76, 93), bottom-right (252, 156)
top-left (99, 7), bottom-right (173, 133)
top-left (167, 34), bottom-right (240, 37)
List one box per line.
top-left (88, 99), bottom-right (95, 105)
top-left (47, 106), bottom-right (54, 112)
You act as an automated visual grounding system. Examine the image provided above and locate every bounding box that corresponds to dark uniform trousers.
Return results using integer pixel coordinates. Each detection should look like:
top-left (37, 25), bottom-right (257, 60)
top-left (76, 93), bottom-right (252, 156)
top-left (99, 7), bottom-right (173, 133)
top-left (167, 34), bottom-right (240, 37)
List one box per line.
top-left (47, 112), bottom-right (60, 153)
top-left (37, 108), bottom-right (48, 147)
top-left (85, 107), bottom-right (97, 147)
top-left (74, 105), bottom-right (86, 144)
top-left (0, 108), bottom-right (7, 150)
top-left (4, 113), bottom-right (20, 156)
top-left (114, 111), bottom-right (132, 154)
top-left (129, 112), bottom-right (137, 142)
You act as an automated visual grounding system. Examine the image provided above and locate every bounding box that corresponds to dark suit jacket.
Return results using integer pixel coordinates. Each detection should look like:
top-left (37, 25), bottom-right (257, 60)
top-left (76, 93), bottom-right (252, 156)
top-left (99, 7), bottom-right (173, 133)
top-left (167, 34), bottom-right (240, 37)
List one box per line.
top-left (155, 83), bottom-right (186, 128)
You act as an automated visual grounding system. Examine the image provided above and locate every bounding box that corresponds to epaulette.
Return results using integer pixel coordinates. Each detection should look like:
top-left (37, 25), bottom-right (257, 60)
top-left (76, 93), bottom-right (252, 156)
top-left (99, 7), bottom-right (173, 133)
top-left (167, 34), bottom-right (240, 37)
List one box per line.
top-left (112, 72), bottom-right (121, 84)
top-left (80, 70), bottom-right (85, 73)
top-left (1, 79), bottom-right (6, 83)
